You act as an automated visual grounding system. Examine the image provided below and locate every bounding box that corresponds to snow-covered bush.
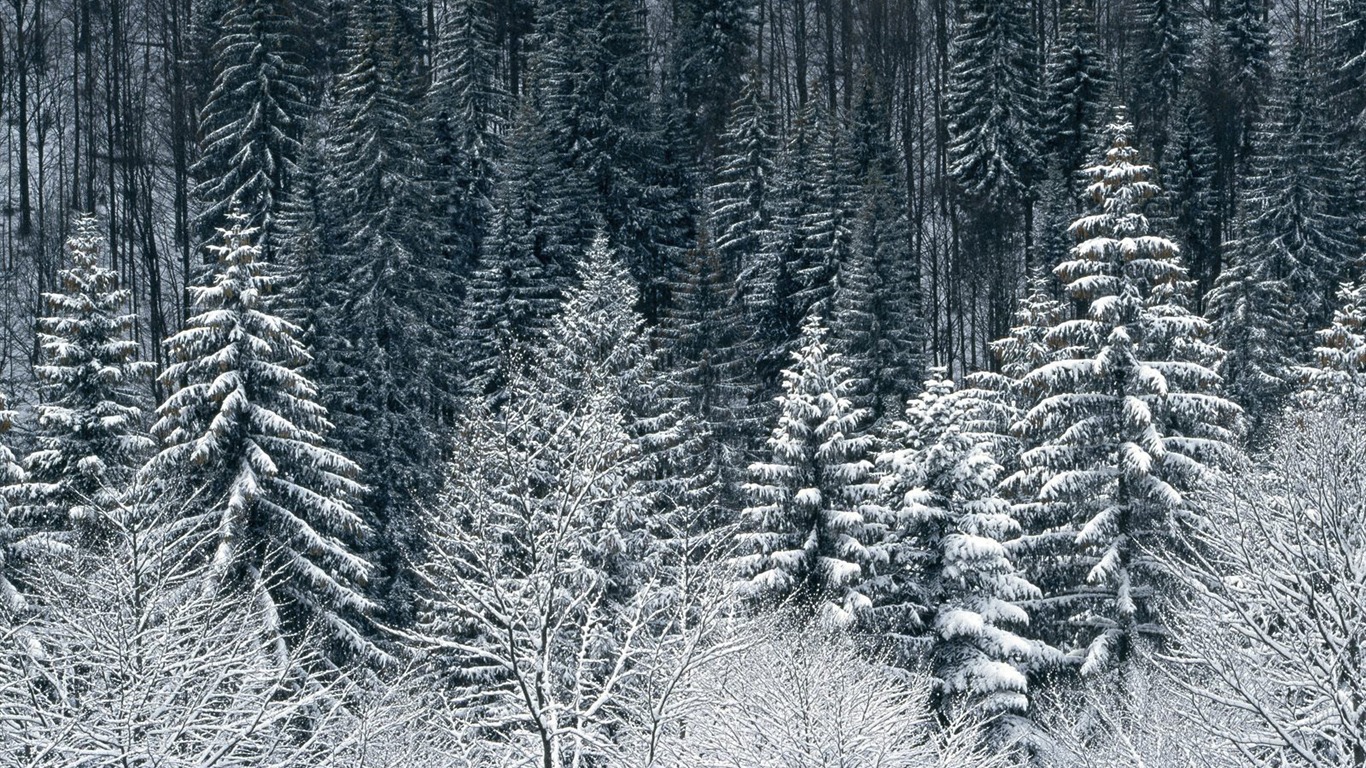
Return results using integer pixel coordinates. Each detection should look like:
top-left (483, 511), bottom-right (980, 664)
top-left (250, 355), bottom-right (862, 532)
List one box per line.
top-left (633, 613), bottom-right (1008, 768)
top-left (1161, 405), bottom-right (1366, 768)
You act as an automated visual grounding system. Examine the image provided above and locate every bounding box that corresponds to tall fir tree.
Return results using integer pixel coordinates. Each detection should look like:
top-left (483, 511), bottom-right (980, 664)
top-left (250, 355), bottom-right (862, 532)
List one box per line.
top-left (709, 74), bottom-right (777, 301)
top-left (879, 368), bottom-right (1037, 726)
top-left (794, 102), bottom-right (858, 315)
top-left (147, 216), bottom-right (375, 661)
top-left (425, 0), bottom-right (502, 275)
top-left (1012, 112), bottom-right (1241, 674)
top-left (11, 218), bottom-right (153, 540)
top-left (946, 0), bottom-right (1042, 343)
top-left (1156, 93), bottom-right (1220, 309)
top-left (1129, 0), bottom-right (1189, 163)
top-left (735, 314), bottom-right (881, 627)
top-left (666, 0), bottom-right (754, 160)
top-left (317, 0), bottom-right (457, 622)
top-left (192, 0), bottom-right (313, 254)
top-left (1041, 0), bottom-right (1111, 201)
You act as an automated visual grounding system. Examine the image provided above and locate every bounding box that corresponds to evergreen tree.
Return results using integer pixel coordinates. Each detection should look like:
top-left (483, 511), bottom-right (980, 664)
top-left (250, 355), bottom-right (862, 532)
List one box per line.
top-left (426, 0), bottom-right (502, 272)
top-left (794, 103), bottom-right (858, 315)
top-left (1235, 38), bottom-right (1355, 327)
top-left (317, 0), bottom-right (457, 621)
top-left (1157, 94), bottom-right (1219, 308)
top-left (0, 391), bottom-right (38, 615)
top-left (666, 0), bottom-right (754, 159)
top-left (1129, 0), bottom-right (1189, 162)
top-left (1012, 113), bottom-right (1241, 674)
top-left (10, 217), bottom-right (153, 540)
top-left (735, 314), bottom-right (880, 627)
top-left (1041, 0), bottom-right (1111, 199)
top-left (538, 233), bottom-right (706, 530)
top-left (658, 230), bottom-right (754, 507)
top-left (946, 0), bottom-right (1042, 342)
top-left (147, 216), bottom-right (375, 660)
top-left (709, 75), bottom-right (777, 299)
top-left (1299, 279), bottom-right (1366, 400)
top-left (880, 368), bottom-right (1037, 724)
top-left (192, 0), bottom-right (313, 253)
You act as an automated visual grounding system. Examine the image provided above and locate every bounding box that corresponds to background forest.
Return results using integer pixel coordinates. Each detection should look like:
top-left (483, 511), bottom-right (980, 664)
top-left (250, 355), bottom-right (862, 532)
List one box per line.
top-left (2, 0), bottom-right (1366, 765)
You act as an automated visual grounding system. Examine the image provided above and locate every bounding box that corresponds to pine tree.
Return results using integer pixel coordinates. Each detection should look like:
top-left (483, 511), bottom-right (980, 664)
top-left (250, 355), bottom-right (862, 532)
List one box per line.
top-left (735, 314), bottom-right (880, 627)
top-left (1013, 112), bottom-right (1241, 674)
top-left (1041, 0), bottom-right (1111, 199)
top-left (1157, 94), bottom-right (1219, 307)
top-left (192, 0), bottom-right (313, 253)
top-left (1299, 279), bottom-right (1366, 400)
top-left (880, 368), bottom-right (1037, 723)
top-left (147, 216), bottom-right (375, 661)
top-left (10, 217), bottom-right (153, 540)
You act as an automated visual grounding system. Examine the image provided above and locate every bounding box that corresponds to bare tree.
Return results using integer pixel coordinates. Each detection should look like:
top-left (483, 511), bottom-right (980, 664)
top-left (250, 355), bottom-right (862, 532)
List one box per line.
top-left (1161, 405), bottom-right (1366, 768)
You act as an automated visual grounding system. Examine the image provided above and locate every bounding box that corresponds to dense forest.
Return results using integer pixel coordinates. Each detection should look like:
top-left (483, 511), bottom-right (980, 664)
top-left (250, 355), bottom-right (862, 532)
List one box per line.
top-left (2, 0), bottom-right (1366, 764)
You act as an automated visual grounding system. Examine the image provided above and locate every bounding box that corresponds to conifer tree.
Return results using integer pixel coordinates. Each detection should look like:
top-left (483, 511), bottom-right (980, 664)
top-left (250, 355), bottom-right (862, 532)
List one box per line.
top-left (318, 0), bottom-right (458, 621)
top-left (658, 230), bottom-right (754, 505)
top-left (1013, 113), bottom-right (1241, 673)
top-left (667, 0), bottom-right (754, 159)
top-left (1299, 279), bottom-right (1366, 400)
top-left (0, 391), bottom-right (39, 615)
top-left (1234, 38), bottom-right (1355, 328)
top-left (11, 217), bottom-right (153, 539)
top-left (147, 216), bottom-right (375, 660)
top-left (795, 103), bottom-right (858, 315)
top-left (1129, 0), bottom-right (1189, 162)
top-left (193, 0), bottom-right (313, 252)
top-left (1042, 0), bottom-right (1112, 199)
top-left (426, 0), bottom-right (502, 271)
top-left (880, 368), bottom-right (1037, 723)
top-left (538, 233), bottom-right (706, 528)
top-left (946, 0), bottom-right (1041, 341)
top-left (709, 75), bottom-right (777, 297)
top-left (736, 314), bottom-right (880, 627)
top-left (1157, 94), bottom-right (1219, 307)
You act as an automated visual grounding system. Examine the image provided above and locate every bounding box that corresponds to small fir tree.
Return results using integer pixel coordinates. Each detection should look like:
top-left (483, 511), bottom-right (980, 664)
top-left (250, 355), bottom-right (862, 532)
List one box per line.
top-left (12, 217), bottom-right (153, 539)
top-left (880, 368), bottom-right (1038, 724)
top-left (1299, 279), bottom-right (1366, 400)
top-left (735, 314), bottom-right (881, 627)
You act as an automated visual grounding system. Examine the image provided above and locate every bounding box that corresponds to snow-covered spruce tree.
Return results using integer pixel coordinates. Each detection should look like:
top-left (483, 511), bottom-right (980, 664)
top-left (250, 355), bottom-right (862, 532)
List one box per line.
top-left (1233, 36), bottom-right (1355, 328)
top-left (318, 0), bottom-right (456, 623)
top-left (709, 73), bottom-right (777, 300)
top-left (878, 368), bottom-right (1037, 726)
top-left (1156, 93), bottom-right (1219, 306)
top-left (735, 314), bottom-right (881, 627)
top-left (794, 102), bottom-right (858, 316)
top-left (464, 93), bottom-right (584, 404)
top-left (1013, 112), bottom-right (1241, 674)
top-left (539, 233), bottom-right (709, 537)
top-left (833, 82), bottom-right (926, 426)
top-left (1041, 0), bottom-right (1111, 200)
top-left (1129, 0), bottom-right (1189, 162)
top-left (666, 0), bottom-right (753, 159)
top-left (657, 230), bottom-right (755, 512)
top-left (425, 0), bottom-right (502, 271)
top-left (10, 217), bottom-right (153, 542)
top-left (147, 216), bottom-right (376, 661)
top-left (192, 0), bottom-right (312, 252)
top-left (0, 391), bottom-right (40, 616)
top-left (1299, 278), bottom-right (1366, 400)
